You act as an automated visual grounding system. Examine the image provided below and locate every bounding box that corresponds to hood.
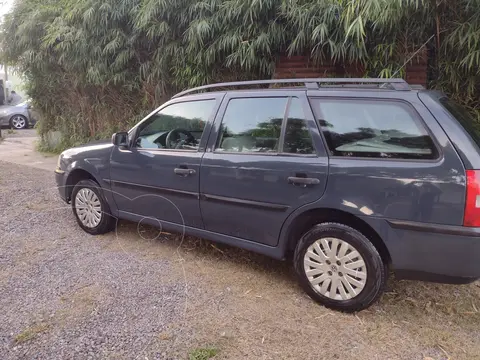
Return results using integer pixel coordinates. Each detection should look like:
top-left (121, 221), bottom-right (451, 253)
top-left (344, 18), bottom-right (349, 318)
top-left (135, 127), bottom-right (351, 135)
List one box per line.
top-left (80, 138), bottom-right (111, 147)
top-left (62, 139), bottom-right (113, 159)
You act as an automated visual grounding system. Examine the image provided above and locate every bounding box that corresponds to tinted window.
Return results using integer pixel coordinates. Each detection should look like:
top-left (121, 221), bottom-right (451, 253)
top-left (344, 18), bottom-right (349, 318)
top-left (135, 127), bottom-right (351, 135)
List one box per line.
top-left (440, 97), bottom-right (480, 148)
top-left (283, 98), bottom-right (315, 154)
top-left (136, 100), bottom-right (215, 150)
top-left (311, 99), bottom-right (437, 159)
top-left (216, 97), bottom-right (288, 153)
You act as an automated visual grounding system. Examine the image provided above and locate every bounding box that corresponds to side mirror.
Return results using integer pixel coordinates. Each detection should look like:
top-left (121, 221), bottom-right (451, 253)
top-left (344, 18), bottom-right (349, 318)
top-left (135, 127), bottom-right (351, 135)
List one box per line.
top-left (112, 132), bottom-right (129, 148)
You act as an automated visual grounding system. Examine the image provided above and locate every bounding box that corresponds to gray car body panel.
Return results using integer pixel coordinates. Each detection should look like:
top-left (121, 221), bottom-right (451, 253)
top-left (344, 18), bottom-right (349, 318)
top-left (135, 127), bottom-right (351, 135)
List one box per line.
top-left (55, 87), bottom-right (480, 283)
top-left (0, 102), bottom-right (36, 127)
top-left (58, 141), bottom-right (116, 207)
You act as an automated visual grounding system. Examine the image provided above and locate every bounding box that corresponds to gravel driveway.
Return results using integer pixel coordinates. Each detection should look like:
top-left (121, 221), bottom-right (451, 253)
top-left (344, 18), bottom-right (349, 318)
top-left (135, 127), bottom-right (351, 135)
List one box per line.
top-left (0, 160), bottom-right (479, 360)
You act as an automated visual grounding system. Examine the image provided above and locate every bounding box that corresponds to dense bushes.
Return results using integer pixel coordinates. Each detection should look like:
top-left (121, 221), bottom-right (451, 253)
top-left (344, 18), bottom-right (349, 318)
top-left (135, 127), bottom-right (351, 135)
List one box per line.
top-left (1, 0), bottom-right (479, 151)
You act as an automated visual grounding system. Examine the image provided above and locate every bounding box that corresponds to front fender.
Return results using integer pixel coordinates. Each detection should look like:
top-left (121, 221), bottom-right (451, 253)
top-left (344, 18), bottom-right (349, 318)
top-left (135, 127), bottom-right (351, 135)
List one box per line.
top-left (64, 155), bottom-right (117, 216)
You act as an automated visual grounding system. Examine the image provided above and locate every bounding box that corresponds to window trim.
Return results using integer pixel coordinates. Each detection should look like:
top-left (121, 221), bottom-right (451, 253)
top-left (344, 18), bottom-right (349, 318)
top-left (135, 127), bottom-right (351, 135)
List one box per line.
top-left (131, 98), bottom-right (218, 153)
top-left (212, 96), bottom-right (318, 157)
top-left (281, 97), bottom-right (318, 156)
top-left (309, 97), bottom-right (443, 162)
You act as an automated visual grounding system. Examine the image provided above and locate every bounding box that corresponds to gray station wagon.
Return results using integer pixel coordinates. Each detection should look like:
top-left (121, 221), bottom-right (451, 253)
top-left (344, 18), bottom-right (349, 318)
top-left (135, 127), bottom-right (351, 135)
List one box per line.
top-left (55, 78), bottom-right (480, 312)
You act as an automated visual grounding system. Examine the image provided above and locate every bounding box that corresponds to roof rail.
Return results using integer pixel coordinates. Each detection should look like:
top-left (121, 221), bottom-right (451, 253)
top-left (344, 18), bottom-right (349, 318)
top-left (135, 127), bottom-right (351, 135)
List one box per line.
top-left (172, 78), bottom-right (410, 98)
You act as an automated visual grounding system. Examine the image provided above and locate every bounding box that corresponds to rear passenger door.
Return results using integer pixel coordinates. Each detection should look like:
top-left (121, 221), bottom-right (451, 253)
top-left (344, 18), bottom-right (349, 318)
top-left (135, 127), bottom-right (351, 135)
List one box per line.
top-left (200, 91), bottom-right (328, 246)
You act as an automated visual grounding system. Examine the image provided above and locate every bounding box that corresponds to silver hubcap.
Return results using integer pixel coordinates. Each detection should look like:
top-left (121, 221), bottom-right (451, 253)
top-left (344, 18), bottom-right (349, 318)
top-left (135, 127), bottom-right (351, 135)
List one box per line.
top-left (304, 237), bottom-right (367, 300)
top-left (75, 188), bottom-right (102, 228)
top-left (12, 116), bottom-right (26, 129)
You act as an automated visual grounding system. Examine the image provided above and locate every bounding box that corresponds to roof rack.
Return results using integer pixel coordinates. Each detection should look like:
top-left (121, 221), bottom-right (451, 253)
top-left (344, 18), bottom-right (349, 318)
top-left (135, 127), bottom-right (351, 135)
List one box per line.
top-left (172, 78), bottom-right (410, 98)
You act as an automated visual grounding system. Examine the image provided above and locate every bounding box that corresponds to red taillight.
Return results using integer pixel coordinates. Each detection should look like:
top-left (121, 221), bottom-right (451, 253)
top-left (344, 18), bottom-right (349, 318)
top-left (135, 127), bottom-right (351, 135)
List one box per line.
top-left (464, 170), bottom-right (480, 227)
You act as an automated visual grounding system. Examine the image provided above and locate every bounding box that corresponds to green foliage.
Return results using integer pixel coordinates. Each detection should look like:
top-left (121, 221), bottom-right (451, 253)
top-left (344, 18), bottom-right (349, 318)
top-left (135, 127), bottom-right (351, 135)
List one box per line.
top-left (1, 0), bottom-right (479, 151)
top-left (188, 347), bottom-right (219, 360)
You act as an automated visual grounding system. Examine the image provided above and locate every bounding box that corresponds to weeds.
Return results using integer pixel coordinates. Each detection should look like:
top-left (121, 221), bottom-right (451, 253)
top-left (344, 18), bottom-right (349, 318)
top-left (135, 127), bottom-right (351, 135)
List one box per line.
top-left (188, 347), bottom-right (219, 360)
top-left (14, 323), bottom-right (50, 344)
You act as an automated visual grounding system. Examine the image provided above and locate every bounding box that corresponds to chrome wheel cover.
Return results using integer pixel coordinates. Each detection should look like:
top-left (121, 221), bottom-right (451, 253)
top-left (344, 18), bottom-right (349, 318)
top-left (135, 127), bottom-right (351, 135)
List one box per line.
top-left (11, 116), bottom-right (26, 129)
top-left (304, 237), bottom-right (367, 300)
top-left (75, 188), bottom-right (102, 228)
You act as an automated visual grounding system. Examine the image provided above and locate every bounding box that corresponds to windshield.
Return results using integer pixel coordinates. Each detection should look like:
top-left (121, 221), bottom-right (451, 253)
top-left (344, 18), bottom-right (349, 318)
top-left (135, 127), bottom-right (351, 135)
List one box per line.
top-left (439, 97), bottom-right (480, 147)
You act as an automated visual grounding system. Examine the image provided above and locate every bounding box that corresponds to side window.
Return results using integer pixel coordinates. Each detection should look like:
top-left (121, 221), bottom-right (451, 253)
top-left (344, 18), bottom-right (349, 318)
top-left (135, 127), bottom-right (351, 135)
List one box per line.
top-left (283, 98), bottom-right (316, 154)
top-left (216, 97), bottom-right (288, 153)
top-left (136, 99), bottom-right (215, 150)
top-left (311, 99), bottom-right (437, 160)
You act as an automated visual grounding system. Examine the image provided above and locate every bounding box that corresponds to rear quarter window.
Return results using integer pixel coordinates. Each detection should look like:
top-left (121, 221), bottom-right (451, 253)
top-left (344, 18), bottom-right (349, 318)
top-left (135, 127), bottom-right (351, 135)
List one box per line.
top-left (439, 97), bottom-right (480, 148)
top-left (310, 98), bottom-right (438, 160)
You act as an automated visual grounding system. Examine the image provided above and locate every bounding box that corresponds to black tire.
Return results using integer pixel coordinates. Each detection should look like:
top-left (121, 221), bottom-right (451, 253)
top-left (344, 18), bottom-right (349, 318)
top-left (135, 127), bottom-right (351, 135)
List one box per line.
top-left (9, 115), bottom-right (28, 129)
top-left (71, 179), bottom-right (115, 235)
top-left (294, 222), bottom-right (387, 312)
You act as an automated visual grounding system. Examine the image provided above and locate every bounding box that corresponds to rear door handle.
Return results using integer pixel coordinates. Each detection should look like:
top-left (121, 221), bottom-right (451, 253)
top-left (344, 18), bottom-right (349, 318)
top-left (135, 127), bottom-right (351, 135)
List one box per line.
top-left (288, 176), bottom-right (320, 186)
top-left (174, 168), bottom-right (196, 176)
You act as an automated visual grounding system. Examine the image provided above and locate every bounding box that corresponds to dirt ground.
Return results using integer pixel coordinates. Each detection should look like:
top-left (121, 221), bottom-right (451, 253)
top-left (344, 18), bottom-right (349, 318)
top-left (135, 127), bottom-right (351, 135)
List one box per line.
top-left (0, 132), bottom-right (479, 360)
top-left (0, 129), bottom-right (57, 171)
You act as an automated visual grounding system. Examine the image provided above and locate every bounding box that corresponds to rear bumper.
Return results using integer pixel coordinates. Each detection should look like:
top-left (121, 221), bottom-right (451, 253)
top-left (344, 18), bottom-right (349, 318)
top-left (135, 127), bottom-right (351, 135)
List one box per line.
top-left (55, 169), bottom-right (68, 203)
top-left (385, 219), bottom-right (480, 283)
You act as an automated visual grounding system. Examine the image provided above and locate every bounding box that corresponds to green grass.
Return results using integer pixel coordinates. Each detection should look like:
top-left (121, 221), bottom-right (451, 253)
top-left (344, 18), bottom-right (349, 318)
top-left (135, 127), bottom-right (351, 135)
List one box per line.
top-left (188, 347), bottom-right (219, 360)
top-left (14, 324), bottom-right (50, 344)
top-left (36, 140), bottom-right (63, 155)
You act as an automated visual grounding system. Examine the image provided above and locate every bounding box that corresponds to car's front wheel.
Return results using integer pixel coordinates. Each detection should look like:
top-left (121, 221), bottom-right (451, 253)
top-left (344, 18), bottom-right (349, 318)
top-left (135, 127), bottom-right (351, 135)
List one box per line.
top-left (71, 179), bottom-right (115, 235)
top-left (294, 222), bottom-right (387, 312)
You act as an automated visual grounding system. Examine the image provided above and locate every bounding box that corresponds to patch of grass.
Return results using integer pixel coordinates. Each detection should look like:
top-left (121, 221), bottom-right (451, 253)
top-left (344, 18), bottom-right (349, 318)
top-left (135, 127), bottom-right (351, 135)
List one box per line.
top-left (14, 323), bottom-right (50, 344)
top-left (36, 139), bottom-right (64, 155)
top-left (25, 202), bottom-right (51, 210)
top-left (158, 331), bottom-right (173, 340)
top-left (7, 129), bottom-right (17, 134)
top-left (36, 141), bottom-right (62, 155)
top-left (188, 347), bottom-right (219, 360)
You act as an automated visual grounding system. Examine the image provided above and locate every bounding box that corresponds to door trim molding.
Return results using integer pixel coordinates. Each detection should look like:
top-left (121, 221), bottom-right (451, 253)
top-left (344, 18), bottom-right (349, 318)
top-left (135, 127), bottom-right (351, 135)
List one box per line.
top-left (201, 193), bottom-right (289, 211)
top-left (111, 180), bottom-right (199, 199)
top-left (387, 219), bottom-right (480, 237)
top-left (111, 180), bottom-right (290, 211)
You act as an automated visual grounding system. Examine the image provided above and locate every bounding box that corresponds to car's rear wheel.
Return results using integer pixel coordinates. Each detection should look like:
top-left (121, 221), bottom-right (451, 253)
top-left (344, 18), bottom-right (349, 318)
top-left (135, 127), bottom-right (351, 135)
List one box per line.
top-left (294, 222), bottom-right (387, 312)
top-left (71, 179), bottom-right (115, 235)
top-left (10, 115), bottom-right (28, 129)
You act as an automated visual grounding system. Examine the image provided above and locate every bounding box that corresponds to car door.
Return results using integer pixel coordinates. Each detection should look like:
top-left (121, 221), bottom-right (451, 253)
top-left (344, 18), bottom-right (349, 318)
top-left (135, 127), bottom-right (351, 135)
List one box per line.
top-left (199, 90), bottom-right (329, 246)
top-left (110, 94), bottom-right (223, 229)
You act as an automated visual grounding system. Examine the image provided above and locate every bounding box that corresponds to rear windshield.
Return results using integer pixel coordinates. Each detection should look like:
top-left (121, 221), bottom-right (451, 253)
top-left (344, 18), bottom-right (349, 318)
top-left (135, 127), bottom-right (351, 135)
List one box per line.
top-left (439, 97), bottom-right (480, 147)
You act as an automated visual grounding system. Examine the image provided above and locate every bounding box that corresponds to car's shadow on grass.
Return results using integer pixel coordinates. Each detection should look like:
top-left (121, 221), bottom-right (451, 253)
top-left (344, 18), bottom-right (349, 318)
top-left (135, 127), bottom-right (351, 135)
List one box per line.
top-left (96, 219), bottom-right (480, 359)
top-left (115, 219), bottom-right (479, 319)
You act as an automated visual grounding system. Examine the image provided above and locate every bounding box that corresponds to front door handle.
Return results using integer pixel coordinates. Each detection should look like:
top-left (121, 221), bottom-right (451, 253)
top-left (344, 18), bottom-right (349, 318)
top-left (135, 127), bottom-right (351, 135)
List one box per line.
top-left (174, 168), bottom-right (196, 176)
top-left (288, 176), bottom-right (320, 186)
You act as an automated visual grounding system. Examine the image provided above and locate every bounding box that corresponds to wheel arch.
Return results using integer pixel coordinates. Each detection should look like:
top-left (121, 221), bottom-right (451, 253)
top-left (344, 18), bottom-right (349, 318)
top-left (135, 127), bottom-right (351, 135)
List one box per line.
top-left (282, 208), bottom-right (391, 265)
top-left (65, 168), bottom-right (99, 202)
